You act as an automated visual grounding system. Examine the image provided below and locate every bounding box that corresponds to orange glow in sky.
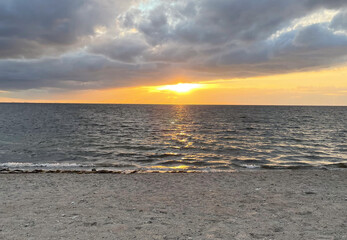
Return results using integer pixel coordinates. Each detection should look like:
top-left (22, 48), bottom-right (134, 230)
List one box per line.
top-left (152, 83), bottom-right (207, 94)
top-left (1, 66), bottom-right (346, 105)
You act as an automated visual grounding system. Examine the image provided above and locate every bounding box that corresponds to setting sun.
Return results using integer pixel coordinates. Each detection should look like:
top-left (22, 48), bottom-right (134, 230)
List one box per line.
top-left (155, 83), bottom-right (204, 94)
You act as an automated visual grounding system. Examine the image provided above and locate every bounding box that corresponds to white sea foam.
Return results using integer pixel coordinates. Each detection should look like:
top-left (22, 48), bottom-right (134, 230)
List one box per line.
top-left (240, 164), bottom-right (260, 169)
top-left (0, 162), bottom-right (92, 169)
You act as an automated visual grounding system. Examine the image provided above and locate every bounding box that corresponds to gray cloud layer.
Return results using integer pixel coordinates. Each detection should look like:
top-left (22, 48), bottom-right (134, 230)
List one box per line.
top-left (0, 0), bottom-right (347, 91)
top-left (0, 0), bottom-right (133, 58)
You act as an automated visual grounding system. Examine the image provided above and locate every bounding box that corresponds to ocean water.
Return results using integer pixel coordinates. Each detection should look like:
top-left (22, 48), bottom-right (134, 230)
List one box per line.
top-left (0, 103), bottom-right (346, 172)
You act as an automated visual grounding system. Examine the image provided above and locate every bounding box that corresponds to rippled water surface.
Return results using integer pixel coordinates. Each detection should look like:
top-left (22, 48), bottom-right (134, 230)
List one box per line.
top-left (0, 104), bottom-right (346, 172)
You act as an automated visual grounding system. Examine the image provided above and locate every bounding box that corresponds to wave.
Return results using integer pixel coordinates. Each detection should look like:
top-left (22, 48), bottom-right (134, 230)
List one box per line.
top-left (260, 162), bottom-right (347, 169)
top-left (1, 160), bottom-right (346, 174)
top-left (146, 153), bottom-right (183, 158)
top-left (0, 162), bottom-right (91, 168)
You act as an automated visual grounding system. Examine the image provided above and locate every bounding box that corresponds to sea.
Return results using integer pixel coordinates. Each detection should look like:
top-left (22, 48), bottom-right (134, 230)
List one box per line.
top-left (0, 103), bottom-right (346, 172)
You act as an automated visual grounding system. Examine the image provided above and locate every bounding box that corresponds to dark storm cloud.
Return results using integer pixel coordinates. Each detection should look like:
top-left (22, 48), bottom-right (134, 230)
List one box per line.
top-left (0, 0), bottom-right (133, 58)
top-left (0, 0), bottom-right (347, 91)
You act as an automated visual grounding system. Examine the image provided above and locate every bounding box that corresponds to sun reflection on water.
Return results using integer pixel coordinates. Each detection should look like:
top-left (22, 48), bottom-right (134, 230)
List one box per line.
top-left (150, 165), bottom-right (190, 170)
top-left (149, 105), bottom-right (206, 171)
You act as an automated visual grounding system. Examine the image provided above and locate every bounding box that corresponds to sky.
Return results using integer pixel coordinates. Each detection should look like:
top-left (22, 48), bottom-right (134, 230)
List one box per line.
top-left (0, 0), bottom-right (347, 105)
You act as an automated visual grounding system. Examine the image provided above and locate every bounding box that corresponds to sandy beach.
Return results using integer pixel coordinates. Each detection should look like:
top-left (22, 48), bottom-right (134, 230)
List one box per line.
top-left (0, 170), bottom-right (346, 240)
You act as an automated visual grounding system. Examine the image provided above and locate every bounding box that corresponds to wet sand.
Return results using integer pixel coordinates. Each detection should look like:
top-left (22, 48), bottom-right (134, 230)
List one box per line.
top-left (0, 170), bottom-right (346, 240)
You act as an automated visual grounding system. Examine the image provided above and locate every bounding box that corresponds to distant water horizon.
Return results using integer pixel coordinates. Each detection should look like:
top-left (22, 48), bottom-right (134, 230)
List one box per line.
top-left (1, 103), bottom-right (347, 106)
top-left (0, 103), bottom-right (346, 172)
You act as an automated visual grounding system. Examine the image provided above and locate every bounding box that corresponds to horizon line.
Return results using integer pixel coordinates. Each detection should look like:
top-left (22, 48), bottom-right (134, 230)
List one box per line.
top-left (0, 102), bottom-right (346, 107)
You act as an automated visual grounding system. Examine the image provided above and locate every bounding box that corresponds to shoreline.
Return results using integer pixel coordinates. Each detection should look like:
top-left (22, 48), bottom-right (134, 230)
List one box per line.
top-left (0, 163), bottom-right (346, 174)
top-left (1, 170), bottom-right (346, 239)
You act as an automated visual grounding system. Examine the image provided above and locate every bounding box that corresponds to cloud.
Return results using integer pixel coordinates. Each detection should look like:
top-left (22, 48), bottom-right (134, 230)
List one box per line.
top-left (0, 0), bottom-right (134, 58)
top-left (127, 0), bottom-right (347, 45)
top-left (0, 51), bottom-right (178, 90)
top-left (293, 24), bottom-right (347, 48)
top-left (88, 33), bottom-right (149, 62)
top-left (0, 0), bottom-right (347, 91)
top-left (330, 9), bottom-right (347, 30)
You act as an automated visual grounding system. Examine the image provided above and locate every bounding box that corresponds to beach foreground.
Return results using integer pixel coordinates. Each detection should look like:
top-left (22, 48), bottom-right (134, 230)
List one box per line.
top-left (0, 171), bottom-right (346, 240)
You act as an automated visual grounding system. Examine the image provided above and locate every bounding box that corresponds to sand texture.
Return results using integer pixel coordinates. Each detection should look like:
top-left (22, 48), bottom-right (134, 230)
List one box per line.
top-left (0, 170), bottom-right (346, 240)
